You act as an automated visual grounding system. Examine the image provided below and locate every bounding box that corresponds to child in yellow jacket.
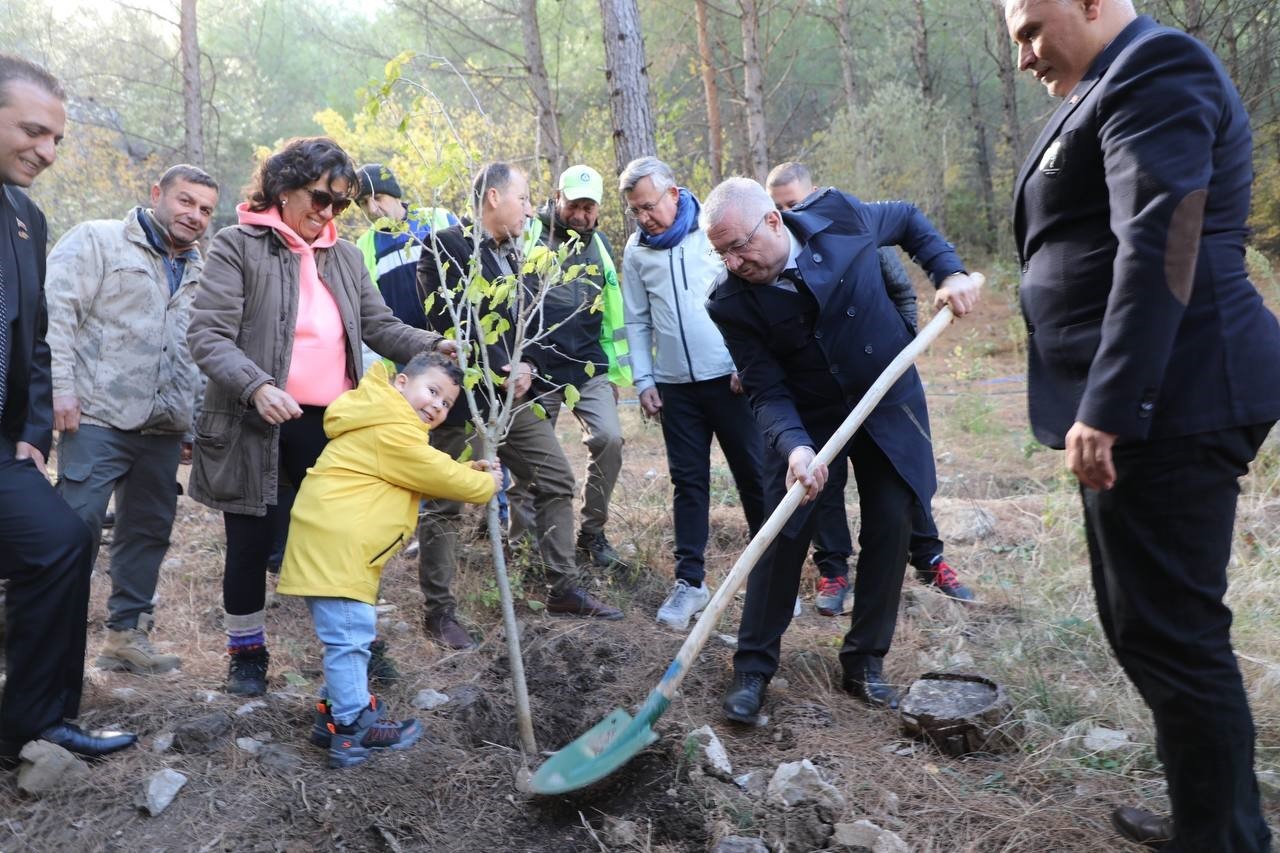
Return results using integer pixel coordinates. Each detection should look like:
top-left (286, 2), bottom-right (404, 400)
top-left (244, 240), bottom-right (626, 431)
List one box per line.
top-left (278, 353), bottom-right (500, 768)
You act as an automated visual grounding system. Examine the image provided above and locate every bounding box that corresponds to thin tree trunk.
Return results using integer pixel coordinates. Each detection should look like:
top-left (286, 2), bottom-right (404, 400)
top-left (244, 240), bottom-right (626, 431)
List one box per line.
top-left (911, 0), bottom-right (933, 102)
top-left (990, 0), bottom-right (1023, 164)
top-left (968, 63), bottom-right (997, 254)
top-left (598, 0), bottom-right (657, 181)
top-left (834, 0), bottom-right (858, 114)
top-left (695, 0), bottom-right (723, 184)
top-left (180, 0), bottom-right (204, 167)
top-left (739, 0), bottom-right (769, 182)
top-left (519, 0), bottom-right (565, 179)
top-left (912, 0), bottom-right (944, 226)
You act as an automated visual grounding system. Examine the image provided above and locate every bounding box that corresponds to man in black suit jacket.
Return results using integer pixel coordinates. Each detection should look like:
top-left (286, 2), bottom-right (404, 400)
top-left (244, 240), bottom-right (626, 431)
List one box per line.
top-left (701, 176), bottom-right (980, 721)
top-left (1006, 1), bottom-right (1280, 848)
top-left (0, 54), bottom-right (136, 761)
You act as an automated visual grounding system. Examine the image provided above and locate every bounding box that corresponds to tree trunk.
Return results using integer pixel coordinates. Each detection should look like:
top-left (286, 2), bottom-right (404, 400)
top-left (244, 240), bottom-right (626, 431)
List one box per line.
top-left (989, 0), bottom-right (1023, 168)
top-left (598, 0), bottom-right (657, 180)
top-left (968, 63), bottom-right (997, 254)
top-left (179, 0), bottom-right (204, 167)
top-left (519, 0), bottom-right (565, 179)
top-left (739, 0), bottom-right (769, 182)
top-left (694, 0), bottom-right (723, 184)
top-left (834, 0), bottom-right (858, 114)
top-left (911, 0), bottom-right (933, 102)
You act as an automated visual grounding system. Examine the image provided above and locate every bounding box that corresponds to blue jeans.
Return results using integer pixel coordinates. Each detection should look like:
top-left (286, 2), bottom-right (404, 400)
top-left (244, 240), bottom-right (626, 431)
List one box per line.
top-left (306, 597), bottom-right (377, 725)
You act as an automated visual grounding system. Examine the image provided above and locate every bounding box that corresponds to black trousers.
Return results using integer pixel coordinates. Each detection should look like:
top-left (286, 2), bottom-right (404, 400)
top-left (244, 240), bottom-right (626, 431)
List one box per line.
top-left (735, 427), bottom-right (913, 677)
top-left (1083, 422), bottom-right (1273, 853)
top-left (657, 377), bottom-right (766, 585)
top-left (0, 445), bottom-right (95, 741)
top-left (223, 407), bottom-right (328, 616)
top-left (810, 459), bottom-right (944, 578)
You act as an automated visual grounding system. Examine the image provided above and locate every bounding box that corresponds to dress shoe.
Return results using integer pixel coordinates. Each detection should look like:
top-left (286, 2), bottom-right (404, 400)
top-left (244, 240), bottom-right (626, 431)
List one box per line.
top-left (1111, 806), bottom-right (1172, 849)
top-left (37, 722), bottom-right (137, 758)
top-left (722, 671), bottom-right (768, 723)
top-left (841, 661), bottom-right (899, 710)
top-left (545, 586), bottom-right (624, 620)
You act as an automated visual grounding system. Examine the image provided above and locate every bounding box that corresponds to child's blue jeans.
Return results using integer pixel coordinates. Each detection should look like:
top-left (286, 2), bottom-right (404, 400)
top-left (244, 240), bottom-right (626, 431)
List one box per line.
top-left (306, 596), bottom-right (376, 725)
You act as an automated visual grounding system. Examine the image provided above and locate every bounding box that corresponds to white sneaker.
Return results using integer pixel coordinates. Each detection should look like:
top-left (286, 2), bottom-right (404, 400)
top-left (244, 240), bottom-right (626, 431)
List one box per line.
top-left (793, 597), bottom-right (803, 617)
top-left (656, 580), bottom-right (712, 630)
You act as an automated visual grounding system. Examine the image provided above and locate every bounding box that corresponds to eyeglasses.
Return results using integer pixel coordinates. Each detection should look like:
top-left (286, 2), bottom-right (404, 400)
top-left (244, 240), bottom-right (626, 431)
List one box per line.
top-left (712, 213), bottom-right (769, 261)
top-left (302, 188), bottom-right (353, 215)
top-left (624, 198), bottom-right (663, 219)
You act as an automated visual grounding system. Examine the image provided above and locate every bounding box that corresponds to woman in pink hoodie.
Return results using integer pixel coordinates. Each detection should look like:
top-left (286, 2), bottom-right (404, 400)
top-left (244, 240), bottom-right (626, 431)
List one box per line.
top-left (187, 137), bottom-right (450, 696)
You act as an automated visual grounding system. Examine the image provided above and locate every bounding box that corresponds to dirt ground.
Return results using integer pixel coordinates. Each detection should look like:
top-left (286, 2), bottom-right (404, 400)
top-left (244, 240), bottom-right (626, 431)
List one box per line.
top-left (2, 281), bottom-right (1279, 852)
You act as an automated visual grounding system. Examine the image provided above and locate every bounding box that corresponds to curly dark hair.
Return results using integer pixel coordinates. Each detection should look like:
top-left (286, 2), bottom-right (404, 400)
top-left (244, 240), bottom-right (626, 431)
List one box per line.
top-left (243, 136), bottom-right (358, 212)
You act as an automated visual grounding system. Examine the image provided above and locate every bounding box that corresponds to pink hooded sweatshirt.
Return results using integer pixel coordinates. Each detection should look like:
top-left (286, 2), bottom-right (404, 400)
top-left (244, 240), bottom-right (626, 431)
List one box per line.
top-left (237, 203), bottom-right (352, 406)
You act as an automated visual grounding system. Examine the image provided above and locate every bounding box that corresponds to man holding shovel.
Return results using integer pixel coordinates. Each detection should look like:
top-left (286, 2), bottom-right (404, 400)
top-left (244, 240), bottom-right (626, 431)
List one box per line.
top-left (702, 177), bottom-right (980, 722)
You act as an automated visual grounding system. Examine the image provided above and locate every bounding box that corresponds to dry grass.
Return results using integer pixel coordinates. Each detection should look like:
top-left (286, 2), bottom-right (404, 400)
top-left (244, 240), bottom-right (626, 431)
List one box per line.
top-left (2, 280), bottom-right (1279, 851)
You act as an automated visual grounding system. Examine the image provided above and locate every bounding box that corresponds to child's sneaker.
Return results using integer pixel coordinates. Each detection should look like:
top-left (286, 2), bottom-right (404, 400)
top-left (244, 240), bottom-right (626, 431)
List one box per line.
top-left (310, 698), bottom-right (333, 747)
top-left (327, 698), bottom-right (421, 769)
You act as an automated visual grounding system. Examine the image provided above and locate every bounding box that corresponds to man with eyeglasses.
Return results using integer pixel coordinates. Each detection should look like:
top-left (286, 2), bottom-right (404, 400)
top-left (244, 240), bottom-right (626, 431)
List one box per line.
top-left (618, 156), bottom-right (766, 631)
top-left (44, 163), bottom-right (218, 675)
top-left (766, 162), bottom-right (975, 613)
top-left (701, 176), bottom-right (980, 723)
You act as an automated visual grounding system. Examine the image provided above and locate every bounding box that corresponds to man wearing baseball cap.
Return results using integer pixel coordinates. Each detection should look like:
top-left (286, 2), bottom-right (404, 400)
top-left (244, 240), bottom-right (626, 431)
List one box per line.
top-left (515, 164), bottom-right (633, 570)
top-left (354, 163), bottom-right (458, 329)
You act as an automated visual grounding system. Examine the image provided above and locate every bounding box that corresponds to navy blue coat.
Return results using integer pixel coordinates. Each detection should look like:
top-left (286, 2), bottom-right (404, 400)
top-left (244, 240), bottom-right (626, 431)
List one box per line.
top-left (0, 185), bottom-right (53, 457)
top-left (1015, 16), bottom-right (1280, 449)
top-left (706, 189), bottom-right (964, 505)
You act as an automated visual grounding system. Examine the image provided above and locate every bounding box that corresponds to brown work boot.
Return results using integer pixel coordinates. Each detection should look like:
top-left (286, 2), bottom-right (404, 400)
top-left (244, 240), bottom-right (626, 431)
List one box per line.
top-left (545, 586), bottom-right (624, 620)
top-left (96, 627), bottom-right (181, 674)
top-left (423, 608), bottom-right (478, 651)
top-left (1110, 806), bottom-right (1172, 849)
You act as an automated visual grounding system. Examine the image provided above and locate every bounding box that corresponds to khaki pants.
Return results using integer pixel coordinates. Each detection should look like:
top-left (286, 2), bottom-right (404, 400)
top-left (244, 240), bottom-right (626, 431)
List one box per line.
top-left (509, 374), bottom-right (623, 541)
top-left (418, 401), bottom-right (580, 612)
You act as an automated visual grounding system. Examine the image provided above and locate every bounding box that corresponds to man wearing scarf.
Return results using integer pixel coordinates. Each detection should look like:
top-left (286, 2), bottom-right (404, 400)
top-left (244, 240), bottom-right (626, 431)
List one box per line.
top-left (44, 164), bottom-right (218, 674)
top-left (618, 156), bottom-right (766, 631)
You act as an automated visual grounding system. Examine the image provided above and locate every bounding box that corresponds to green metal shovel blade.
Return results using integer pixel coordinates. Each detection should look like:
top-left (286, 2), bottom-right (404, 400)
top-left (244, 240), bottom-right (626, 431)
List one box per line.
top-left (530, 690), bottom-right (669, 795)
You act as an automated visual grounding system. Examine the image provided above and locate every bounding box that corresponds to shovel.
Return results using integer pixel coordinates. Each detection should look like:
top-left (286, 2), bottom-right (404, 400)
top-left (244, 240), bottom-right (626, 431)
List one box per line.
top-left (530, 297), bottom-right (970, 795)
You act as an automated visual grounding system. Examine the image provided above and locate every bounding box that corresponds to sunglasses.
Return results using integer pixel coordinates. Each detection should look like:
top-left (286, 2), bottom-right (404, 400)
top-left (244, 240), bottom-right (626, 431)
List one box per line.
top-left (302, 188), bottom-right (353, 215)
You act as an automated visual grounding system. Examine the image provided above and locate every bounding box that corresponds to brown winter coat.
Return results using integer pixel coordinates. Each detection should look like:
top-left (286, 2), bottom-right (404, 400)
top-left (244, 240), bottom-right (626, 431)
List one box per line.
top-left (187, 223), bottom-right (441, 515)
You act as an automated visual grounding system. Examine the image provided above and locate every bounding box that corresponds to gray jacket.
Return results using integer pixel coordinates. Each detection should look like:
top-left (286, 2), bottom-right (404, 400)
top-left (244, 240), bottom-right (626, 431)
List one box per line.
top-left (620, 227), bottom-right (738, 392)
top-left (44, 208), bottom-right (203, 435)
top-left (187, 223), bottom-right (440, 515)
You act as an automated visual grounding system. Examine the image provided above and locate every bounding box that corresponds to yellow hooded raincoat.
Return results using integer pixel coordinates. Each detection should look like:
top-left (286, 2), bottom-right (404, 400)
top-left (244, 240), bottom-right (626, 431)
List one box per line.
top-left (277, 362), bottom-right (496, 604)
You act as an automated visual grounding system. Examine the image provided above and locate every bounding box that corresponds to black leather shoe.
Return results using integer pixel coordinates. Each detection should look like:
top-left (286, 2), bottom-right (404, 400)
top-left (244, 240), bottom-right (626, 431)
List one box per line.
top-left (545, 587), bottom-right (624, 620)
top-left (1111, 806), bottom-right (1172, 849)
top-left (841, 663), bottom-right (900, 710)
top-left (722, 672), bottom-right (768, 723)
top-left (37, 722), bottom-right (137, 758)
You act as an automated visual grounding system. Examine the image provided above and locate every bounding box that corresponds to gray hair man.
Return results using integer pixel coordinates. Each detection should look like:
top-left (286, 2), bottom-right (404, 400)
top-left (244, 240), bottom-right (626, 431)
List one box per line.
top-left (45, 163), bottom-right (219, 674)
top-left (701, 175), bottom-right (979, 723)
top-left (618, 156), bottom-right (766, 630)
top-left (764, 161), bottom-right (974, 610)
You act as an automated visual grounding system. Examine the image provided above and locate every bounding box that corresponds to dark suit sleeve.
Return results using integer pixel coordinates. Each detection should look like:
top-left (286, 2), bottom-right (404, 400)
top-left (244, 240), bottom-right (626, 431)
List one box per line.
top-left (706, 288), bottom-right (813, 459)
top-left (1077, 34), bottom-right (1219, 437)
top-left (21, 204), bottom-right (53, 455)
top-left (415, 228), bottom-right (517, 375)
top-left (856, 196), bottom-right (964, 287)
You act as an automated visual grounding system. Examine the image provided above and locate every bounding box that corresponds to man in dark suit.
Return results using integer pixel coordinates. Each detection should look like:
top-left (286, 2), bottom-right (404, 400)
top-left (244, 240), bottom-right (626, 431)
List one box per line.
top-left (0, 54), bottom-right (137, 761)
top-left (701, 176), bottom-right (980, 721)
top-left (1006, 1), bottom-right (1280, 848)
top-left (414, 162), bottom-right (622, 650)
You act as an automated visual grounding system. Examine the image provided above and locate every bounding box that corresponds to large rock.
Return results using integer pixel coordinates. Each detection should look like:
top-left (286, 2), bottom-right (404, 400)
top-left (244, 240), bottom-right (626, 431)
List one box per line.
top-left (16, 740), bottom-right (89, 795)
top-left (173, 712), bottom-right (233, 753)
top-left (687, 725), bottom-right (733, 780)
top-left (411, 689), bottom-right (450, 711)
top-left (766, 759), bottom-right (846, 813)
top-left (831, 820), bottom-right (910, 852)
top-left (711, 837), bottom-right (768, 853)
top-left (899, 672), bottom-right (1017, 756)
top-left (137, 768), bottom-right (188, 816)
top-left (256, 744), bottom-right (305, 775)
top-left (932, 504), bottom-right (996, 544)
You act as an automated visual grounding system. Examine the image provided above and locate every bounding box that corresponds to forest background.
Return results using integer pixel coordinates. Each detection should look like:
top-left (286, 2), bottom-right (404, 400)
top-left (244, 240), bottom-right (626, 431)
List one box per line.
top-left (3, 0), bottom-right (1279, 270)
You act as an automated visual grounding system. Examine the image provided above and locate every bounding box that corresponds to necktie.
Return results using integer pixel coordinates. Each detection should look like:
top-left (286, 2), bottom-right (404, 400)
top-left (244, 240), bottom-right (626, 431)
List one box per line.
top-left (0, 250), bottom-right (9, 419)
top-left (778, 267), bottom-right (805, 287)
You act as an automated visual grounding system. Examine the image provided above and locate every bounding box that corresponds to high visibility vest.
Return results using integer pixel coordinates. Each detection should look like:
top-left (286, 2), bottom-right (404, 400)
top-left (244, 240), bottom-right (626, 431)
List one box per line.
top-left (522, 219), bottom-right (633, 387)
